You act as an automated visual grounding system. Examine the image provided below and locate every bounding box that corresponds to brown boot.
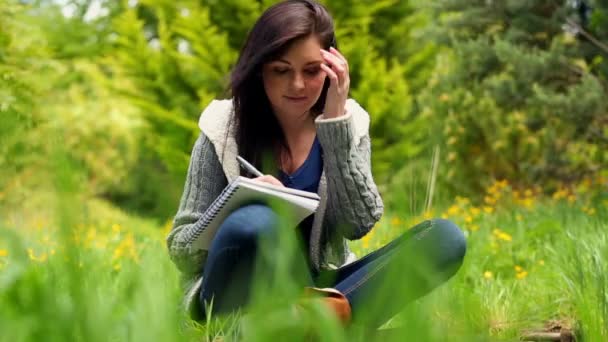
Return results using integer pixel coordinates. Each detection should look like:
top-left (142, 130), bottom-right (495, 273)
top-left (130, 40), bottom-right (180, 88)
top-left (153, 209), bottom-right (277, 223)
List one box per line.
top-left (303, 287), bottom-right (352, 324)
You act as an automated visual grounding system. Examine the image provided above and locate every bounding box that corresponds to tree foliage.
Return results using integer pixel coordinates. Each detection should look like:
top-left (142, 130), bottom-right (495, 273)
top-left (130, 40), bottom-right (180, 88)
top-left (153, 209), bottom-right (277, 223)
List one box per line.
top-left (422, 0), bottom-right (608, 196)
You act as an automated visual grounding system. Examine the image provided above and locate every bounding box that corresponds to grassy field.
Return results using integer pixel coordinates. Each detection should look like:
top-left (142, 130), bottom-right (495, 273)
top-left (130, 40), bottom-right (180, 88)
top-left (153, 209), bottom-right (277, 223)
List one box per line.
top-left (0, 177), bottom-right (606, 341)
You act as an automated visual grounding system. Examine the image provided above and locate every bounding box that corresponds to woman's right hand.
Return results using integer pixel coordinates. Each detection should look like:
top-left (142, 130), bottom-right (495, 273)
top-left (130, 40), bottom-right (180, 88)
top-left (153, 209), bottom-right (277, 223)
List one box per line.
top-left (253, 175), bottom-right (285, 187)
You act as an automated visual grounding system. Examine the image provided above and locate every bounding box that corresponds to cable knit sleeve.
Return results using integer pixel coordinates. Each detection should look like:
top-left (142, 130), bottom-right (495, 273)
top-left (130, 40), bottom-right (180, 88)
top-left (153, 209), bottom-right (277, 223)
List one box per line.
top-left (165, 132), bottom-right (227, 275)
top-left (315, 109), bottom-right (384, 240)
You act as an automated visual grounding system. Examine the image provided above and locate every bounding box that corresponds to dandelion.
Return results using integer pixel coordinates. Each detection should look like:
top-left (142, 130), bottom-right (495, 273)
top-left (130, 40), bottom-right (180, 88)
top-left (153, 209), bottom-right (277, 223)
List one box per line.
top-left (483, 206), bottom-right (494, 214)
top-left (465, 215), bottom-right (473, 224)
top-left (455, 196), bottom-right (470, 205)
top-left (470, 207), bottom-right (481, 217)
top-left (514, 265), bottom-right (523, 272)
top-left (447, 205), bottom-right (460, 216)
top-left (520, 198), bottom-right (535, 209)
top-left (361, 231), bottom-right (374, 250)
top-left (582, 206), bottom-right (596, 215)
top-left (483, 271), bottom-right (493, 279)
top-left (112, 223), bottom-right (122, 234)
top-left (516, 271), bottom-right (528, 280)
top-left (493, 228), bottom-right (512, 241)
top-left (27, 248), bottom-right (48, 263)
top-left (391, 217), bottom-right (402, 226)
top-left (497, 232), bottom-right (512, 241)
top-left (552, 188), bottom-right (569, 200)
top-left (0, 249), bottom-right (8, 257)
top-left (487, 185), bottom-right (498, 195)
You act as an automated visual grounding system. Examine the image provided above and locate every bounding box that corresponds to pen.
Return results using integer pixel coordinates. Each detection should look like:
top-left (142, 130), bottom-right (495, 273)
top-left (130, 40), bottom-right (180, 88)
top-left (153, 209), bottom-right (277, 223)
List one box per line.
top-left (236, 155), bottom-right (264, 177)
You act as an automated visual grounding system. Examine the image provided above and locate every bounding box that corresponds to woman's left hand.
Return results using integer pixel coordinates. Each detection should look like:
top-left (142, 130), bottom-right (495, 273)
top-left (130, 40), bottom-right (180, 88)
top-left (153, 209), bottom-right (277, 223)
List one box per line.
top-left (320, 47), bottom-right (349, 118)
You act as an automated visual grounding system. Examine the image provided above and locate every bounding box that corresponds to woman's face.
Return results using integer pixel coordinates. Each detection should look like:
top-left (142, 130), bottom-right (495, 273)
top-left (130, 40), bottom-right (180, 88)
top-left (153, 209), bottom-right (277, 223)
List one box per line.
top-left (262, 35), bottom-right (327, 120)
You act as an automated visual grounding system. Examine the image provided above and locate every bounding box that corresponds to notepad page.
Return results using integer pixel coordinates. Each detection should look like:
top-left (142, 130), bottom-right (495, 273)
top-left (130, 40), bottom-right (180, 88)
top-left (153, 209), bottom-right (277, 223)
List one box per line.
top-left (188, 180), bottom-right (319, 252)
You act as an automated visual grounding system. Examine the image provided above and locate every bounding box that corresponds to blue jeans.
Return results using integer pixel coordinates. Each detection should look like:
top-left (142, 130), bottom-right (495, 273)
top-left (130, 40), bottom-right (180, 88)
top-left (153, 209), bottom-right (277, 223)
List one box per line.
top-left (198, 204), bottom-right (466, 327)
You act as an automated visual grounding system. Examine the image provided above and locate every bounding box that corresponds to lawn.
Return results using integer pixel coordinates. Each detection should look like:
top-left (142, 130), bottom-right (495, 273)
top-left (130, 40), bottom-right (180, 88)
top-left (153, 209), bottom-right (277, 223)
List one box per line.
top-left (0, 178), bottom-right (606, 341)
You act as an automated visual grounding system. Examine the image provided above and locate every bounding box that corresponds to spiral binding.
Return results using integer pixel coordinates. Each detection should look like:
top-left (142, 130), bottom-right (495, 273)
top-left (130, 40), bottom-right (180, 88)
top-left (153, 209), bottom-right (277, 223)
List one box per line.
top-left (186, 182), bottom-right (239, 247)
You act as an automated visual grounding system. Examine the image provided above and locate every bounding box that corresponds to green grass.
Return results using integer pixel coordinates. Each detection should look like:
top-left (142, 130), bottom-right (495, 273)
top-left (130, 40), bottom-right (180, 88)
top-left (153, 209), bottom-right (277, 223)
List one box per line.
top-left (1, 174), bottom-right (606, 341)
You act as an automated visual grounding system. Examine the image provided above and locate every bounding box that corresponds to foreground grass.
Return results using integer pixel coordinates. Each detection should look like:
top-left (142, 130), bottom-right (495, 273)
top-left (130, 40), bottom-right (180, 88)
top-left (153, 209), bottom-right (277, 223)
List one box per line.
top-left (0, 178), bottom-right (606, 341)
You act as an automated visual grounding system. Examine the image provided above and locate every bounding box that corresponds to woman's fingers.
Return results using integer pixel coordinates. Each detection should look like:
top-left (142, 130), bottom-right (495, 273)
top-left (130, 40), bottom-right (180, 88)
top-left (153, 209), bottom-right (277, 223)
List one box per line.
top-left (321, 50), bottom-right (345, 72)
top-left (320, 63), bottom-right (339, 84)
top-left (253, 175), bottom-right (285, 187)
top-left (329, 47), bottom-right (348, 72)
top-left (321, 49), bottom-right (347, 86)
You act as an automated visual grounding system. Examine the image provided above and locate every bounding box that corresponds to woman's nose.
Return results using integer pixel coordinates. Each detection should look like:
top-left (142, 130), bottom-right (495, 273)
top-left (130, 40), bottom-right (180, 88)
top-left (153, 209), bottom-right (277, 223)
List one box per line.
top-left (292, 72), bottom-right (305, 90)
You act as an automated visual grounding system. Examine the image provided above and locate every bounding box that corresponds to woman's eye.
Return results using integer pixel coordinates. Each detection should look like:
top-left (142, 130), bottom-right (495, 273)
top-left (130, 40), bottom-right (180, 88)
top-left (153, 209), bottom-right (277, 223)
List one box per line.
top-left (305, 68), bottom-right (321, 76)
top-left (273, 68), bottom-right (289, 74)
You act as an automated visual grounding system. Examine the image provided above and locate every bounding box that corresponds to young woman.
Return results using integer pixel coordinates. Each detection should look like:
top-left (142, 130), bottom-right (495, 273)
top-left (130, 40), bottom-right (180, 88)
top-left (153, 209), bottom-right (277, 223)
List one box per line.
top-left (166, 0), bottom-right (466, 328)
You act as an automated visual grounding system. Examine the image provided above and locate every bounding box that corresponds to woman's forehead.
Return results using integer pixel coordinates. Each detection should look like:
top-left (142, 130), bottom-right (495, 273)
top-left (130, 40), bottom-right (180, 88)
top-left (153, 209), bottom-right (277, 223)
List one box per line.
top-left (270, 36), bottom-right (323, 65)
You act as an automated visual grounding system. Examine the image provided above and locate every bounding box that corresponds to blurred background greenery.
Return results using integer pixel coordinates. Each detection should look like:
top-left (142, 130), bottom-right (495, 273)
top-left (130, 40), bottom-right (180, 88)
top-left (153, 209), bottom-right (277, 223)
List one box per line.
top-left (1, 0), bottom-right (606, 219)
top-left (1, 0), bottom-right (607, 341)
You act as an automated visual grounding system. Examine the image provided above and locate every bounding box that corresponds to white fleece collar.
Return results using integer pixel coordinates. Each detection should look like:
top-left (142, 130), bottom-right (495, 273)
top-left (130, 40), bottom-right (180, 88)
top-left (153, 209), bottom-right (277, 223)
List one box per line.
top-left (198, 98), bottom-right (370, 182)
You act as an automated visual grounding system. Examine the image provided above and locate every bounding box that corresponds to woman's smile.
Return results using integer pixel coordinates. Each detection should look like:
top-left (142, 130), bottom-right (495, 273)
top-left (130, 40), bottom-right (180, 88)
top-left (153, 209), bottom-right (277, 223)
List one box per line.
top-left (284, 95), bottom-right (308, 102)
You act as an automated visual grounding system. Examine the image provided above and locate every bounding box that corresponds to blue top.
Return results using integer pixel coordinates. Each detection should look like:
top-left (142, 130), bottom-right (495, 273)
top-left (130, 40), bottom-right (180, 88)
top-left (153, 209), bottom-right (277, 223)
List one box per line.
top-left (277, 136), bottom-right (323, 254)
top-left (277, 136), bottom-right (323, 193)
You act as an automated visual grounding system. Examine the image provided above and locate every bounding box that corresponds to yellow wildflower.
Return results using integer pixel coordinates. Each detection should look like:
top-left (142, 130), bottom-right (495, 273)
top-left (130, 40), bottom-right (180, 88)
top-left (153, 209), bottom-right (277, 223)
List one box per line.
top-left (455, 196), bottom-right (470, 205)
top-left (498, 232), bottom-right (512, 241)
top-left (483, 271), bottom-right (493, 279)
top-left (422, 210), bottom-right (434, 220)
top-left (487, 185), bottom-right (498, 195)
top-left (582, 207), bottom-right (596, 215)
top-left (483, 206), bottom-right (494, 214)
top-left (447, 205), bottom-right (459, 216)
top-left (27, 248), bottom-right (48, 263)
top-left (112, 223), bottom-right (122, 234)
top-left (514, 265), bottom-right (523, 272)
top-left (552, 189), bottom-right (568, 200)
top-left (484, 196), bottom-right (497, 205)
top-left (0, 249), bottom-right (8, 257)
top-left (520, 198), bottom-right (534, 209)
top-left (470, 207), bottom-right (481, 216)
top-left (516, 271), bottom-right (528, 280)
top-left (464, 215), bottom-right (473, 224)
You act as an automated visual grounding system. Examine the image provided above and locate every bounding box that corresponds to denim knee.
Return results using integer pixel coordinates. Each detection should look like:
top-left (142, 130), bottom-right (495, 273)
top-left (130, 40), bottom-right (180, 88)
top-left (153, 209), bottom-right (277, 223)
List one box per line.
top-left (429, 218), bottom-right (467, 274)
top-left (213, 204), bottom-right (279, 249)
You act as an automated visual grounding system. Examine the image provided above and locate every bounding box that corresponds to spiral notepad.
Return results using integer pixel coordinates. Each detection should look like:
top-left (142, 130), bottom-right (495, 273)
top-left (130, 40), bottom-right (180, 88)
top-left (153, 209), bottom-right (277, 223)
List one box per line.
top-left (187, 176), bottom-right (320, 252)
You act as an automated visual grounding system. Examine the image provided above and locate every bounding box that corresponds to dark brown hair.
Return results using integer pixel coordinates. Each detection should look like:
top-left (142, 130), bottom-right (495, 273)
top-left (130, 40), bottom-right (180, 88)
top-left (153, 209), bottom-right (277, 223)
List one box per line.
top-left (229, 0), bottom-right (336, 175)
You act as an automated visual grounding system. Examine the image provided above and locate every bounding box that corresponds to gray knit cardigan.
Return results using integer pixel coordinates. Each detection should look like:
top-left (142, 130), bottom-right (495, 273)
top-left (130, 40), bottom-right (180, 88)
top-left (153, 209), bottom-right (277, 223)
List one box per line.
top-left (166, 98), bottom-right (384, 317)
